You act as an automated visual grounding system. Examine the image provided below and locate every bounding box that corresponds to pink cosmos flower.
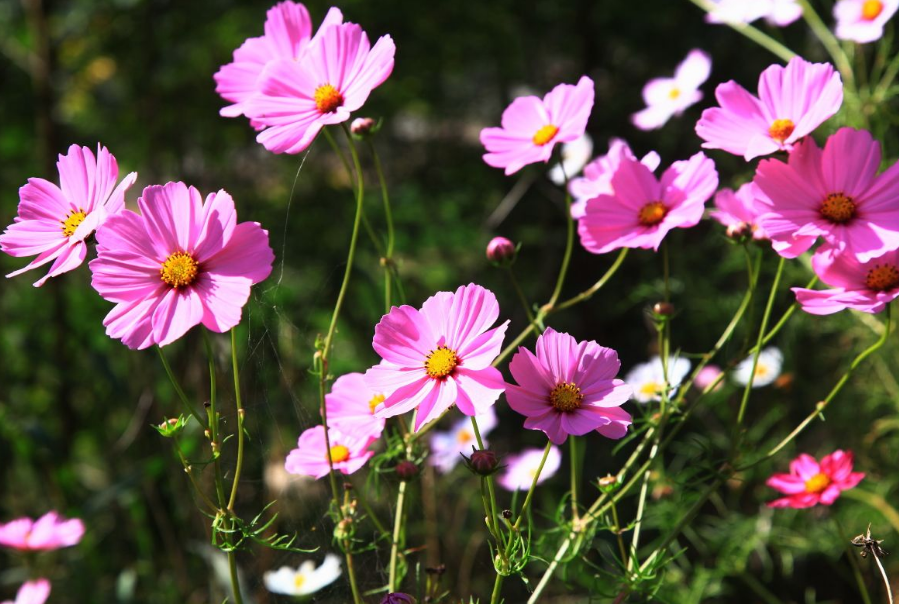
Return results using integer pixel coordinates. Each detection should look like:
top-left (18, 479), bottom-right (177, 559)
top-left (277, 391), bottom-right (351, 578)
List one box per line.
top-left (766, 450), bottom-right (864, 508)
top-left (578, 152), bottom-right (718, 254)
top-left (285, 425), bottom-right (376, 479)
top-left (506, 328), bottom-right (632, 444)
top-left (0, 511), bottom-right (84, 551)
top-left (706, 0), bottom-right (802, 26)
top-left (214, 2), bottom-right (343, 124)
top-left (89, 182), bottom-right (274, 349)
top-left (497, 445), bottom-right (562, 491)
top-left (429, 407), bottom-right (498, 474)
top-left (480, 76), bottom-right (595, 176)
top-left (835, 0), bottom-right (899, 43)
top-left (632, 50), bottom-right (712, 131)
top-left (696, 57), bottom-right (843, 161)
top-left (793, 246), bottom-right (899, 314)
top-left (709, 182), bottom-right (770, 240)
top-left (569, 139), bottom-right (661, 219)
top-left (243, 21), bottom-right (395, 154)
top-left (1, 144), bottom-right (136, 287)
top-left (2, 580), bottom-right (50, 604)
top-left (365, 283), bottom-right (509, 432)
top-left (325, 371), bottom-right (387, 439)
top-left (754, 128), bottom-right (899, 261)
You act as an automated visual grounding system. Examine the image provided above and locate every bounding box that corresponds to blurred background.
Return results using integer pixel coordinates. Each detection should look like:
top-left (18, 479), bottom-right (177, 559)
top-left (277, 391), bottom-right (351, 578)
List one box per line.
top-left (2, 0), bottom-right (898, 602)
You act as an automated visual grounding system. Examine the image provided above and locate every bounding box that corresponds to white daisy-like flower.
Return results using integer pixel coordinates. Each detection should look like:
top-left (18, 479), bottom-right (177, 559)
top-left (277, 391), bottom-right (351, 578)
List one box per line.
top-left (625, 355), bottom-right (692, 403)
top-left (548, 133), bottom-right (594, 185)
top-left (498, 445), bottom-right (562, 491)
top-left (264, 553), bottom-right (342, 596)
top-left (429, 407), bottom-right (498, 474)
top-left (733, 347), bottom-right (783, 387)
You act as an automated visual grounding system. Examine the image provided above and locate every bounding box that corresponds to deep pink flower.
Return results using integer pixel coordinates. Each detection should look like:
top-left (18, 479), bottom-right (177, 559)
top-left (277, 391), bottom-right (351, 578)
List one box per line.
top-left (632, 49), bottom-right (711, 131)
top-left (325, 372), bottom-right (386, 439)
top-left (578, 152), bottom-right (718, 254)
top-left (480, 77), bottom-right (594, 176)
top-left (285, 425), bottom-right (375, 479)
top-left (2, 580), bottom-right (50, 604)
top-left (89, 182), bottom-right (274, 349)
top-left (835, 0), bottom-right (899, 43)
top-left (497, 445), bottom-right (562, 491)
top-left (709, 182), bottom-right (770, 240)
top-left (1, 144), bottom-right (136, 287)
top-left (506, 328), bottom-right (632, 444)
top-left (793, 246), bottom-right (899, 314)
top-left (365, 283), bottom-right (509, 431)
top-left (696, 57), bottom-right (843, 161)
top-left (766, 450), bottom-right (864, 508)
top-left (0, 512), bottom-right (84, 551)
top-left (569, 139), bottom-right (660, 220)
top-left (754, 128), bottom-right (899, 261)
top-left (243, 21), bottom-right (395, 154)
top-left (214, 2), bottom-right (343, 124)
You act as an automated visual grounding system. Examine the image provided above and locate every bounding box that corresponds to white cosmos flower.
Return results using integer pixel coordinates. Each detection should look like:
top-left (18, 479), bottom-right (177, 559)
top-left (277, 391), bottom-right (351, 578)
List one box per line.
top-left (625, 355), bottom-right (692, 403)
top-left (429, 407), bottom-right (498, 473)
top-left (733, 347), bottom-right (783, 387)
top-left (498, 445), bottom-right (562, 491)
top-left (548, 133), bottom-right (594, 185)
top-left (264, 553), bottom-right (342, 596)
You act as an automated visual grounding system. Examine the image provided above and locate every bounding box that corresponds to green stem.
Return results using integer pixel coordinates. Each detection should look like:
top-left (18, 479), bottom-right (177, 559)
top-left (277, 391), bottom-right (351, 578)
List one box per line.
top-left (227, 328), bottom-right (245, 512)
top-left (227, 553), bottom-right (244, 604)
top-left (472, 416), bottom-right (504, 553)
top-left (367, 139), bottom-right (397, 313)
top-left (553, 248), bottom-right (628, 312)
top-left (491, 573), bottom-right (505, 604)
top-left (545, 190), bottom-right (575, 310)
top-left (353, 478), bottom-right (389, 535)
top-left (687, 0), bottom-right (797, 62)
top-left (345, 550), bottom-right (363, 604)
top-left (873, 49), bottom-right (899, 101)
top-left (569, 437), bottom-right (579, 522)
top-left (156, 347), bottom-right (206, 429)
top-left (389, 410), bottom-right (417, 592)
top-left (512, 441), bottom-right (553, 531)
top-left (506, 266), bottom-right (537, 327)
top-left (610, 500), bottom-right (629, 567)
top-left (796, 0), bottom-right (856, 90)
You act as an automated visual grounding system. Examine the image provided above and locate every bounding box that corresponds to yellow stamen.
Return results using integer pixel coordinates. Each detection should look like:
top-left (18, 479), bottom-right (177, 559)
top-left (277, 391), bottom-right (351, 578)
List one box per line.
top-left (328, 445), bottom-right (350, 463)
top-left (638, 201), bottom-right (668, 227)
top-left (61, 209), bottom-right (87, 238)
top-left (639, 381), bottom-right (664, 398)
top-left (804, 472), bottom-right (831, 494)
top-left (293, 574), bottom-right (307, 590)
top-left (862, 0), bottom-right (884, 20)
top-left (820, 192), bottom-right (857, 224)
top-left (160, 252), bottom-right (199, 288)
top-left (532, 124), bottom-right (559, 146)
top-left (668, 87), bottom-right (681, 100)
top-left (865, 264), bottom-right (899, 291)
top-left (549, 382), bottom-right (583, 412)
top-left (368, 393), bottom-right (385, 414)
top-left (314, 83), bottom-right (344, 113)
top-left (768, 118), bottom-right (795, 144)
top-left (425, 346), bottom-right (458, 379)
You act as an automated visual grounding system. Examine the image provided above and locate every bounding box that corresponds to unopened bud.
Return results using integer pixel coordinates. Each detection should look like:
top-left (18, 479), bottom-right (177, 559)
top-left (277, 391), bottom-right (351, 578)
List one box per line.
top-left (334, 517), bottom-right (354, 541)
top-left (381, 594), bottom-right (416, 604)
top-left (351, 117), bottom-right (377, 137)
top-left (502, 509), bottom-right (512, 519)
top-left (486, 236), bottom-right (517, 267)
top-left (598, 474), bottom-right (620, 493)
top-left (465, 449), bottom-right (500, 476)
top-left (653, 302), bottom-right (674, 316)
top-left (726, 222), bottom-right (751, 239)
top-left (395, 460), bottom-right (419, 481)
top-left (154, 415), bottom-right (187, 438)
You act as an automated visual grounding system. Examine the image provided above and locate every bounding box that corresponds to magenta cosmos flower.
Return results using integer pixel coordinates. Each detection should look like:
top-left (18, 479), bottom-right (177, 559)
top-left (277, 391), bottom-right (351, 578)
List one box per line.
top-left (1, 144), bottom-right (136, 287)
top-left (243, 21), bottom-right (395, 154)
top-left (578, 151), bottom-right (718, 254)
top-left (214, 2), bottom-right (343, 123)
top-left (793, 246), bottom-right (899, 314)
top-left (696, 57), bottom-right (843, 161)
top-left (506, 328), bottom-right (632, 444)
top-left (498, 445), bottom-right (562, 491)
top-left (766, 450), bottom-right (864, 508)
top-left (569, 139), bottom-right (660, 219)
top-left (709, 182), bottom-right (770, 240)
top-left (632, 49), bottom-right (711, 131)
top-left (285, 425), bottom-right (375, 479)
top-left (0, 511), bottom-right (84, 551)
top-left (325, 371), bottom-right (386, 439)
top-left (89, 182), bottom-right (274, 349)
top-left (835, 0), bottom-right (899, 43)
top-left (480, 76), bottom-right (594, 176)
top-left (2, 581), bottom-right (50, 604)
top-left (365, 283), bottom-right (508, 431)
top-left (754, 128), bottom-right (899, 261)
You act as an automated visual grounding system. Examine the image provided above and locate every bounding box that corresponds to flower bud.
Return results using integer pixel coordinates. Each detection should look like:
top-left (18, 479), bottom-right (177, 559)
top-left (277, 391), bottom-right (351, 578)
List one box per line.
top-left (652, 301), bottom-right (674, 316)
top-left (334, 517), bottom-right (354, 541)
top-left (154, 415), bottom-right (188, 438)
top-left (464, 449), bottom-right (500, 476)
top-left (598, 474), bottom-right (620, 493)
top-left (395, 460), bottom-right (419, 481)
top-left (351, 117), bottom-right (377, 137)
top-left (486, 236), bottom-right (517, 267)
top-left (381, 593), bottom-right (416, 604)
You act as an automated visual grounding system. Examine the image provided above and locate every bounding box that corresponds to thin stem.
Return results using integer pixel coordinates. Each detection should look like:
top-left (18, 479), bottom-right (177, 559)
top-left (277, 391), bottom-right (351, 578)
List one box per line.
top-left (610, 500), bottom-right (629, 567)
top-left (472, 416), bottom-right (504, 552)
top-left (569, 437), bottom-right (579, 522)
top-left (345, 550), bottom-right (363, 604)
top-left (353, 478), bottom-right (389, 535)
top-left (835, 518), bottom-right (875, 604)
top-left (367, 139), bottom-right (396, 313)
top-left (389, 410), bottom-right (417, 592)
top-left (554, 248), bottom-right (628, 312)
top-left (873, 50), bottom-right (899, 101)
top-left (874, 554), bottom-right (894, 604)
top-left (687, 0), bottom-right (797, 62)
top-left (512, 441), bottom-right (553, 531)
top-left (796, 0), bottom-right (856, 90)
top-left (227, 328), bottom-right (245, 512)
top-left (545, 190), bottom-right (575, 310)
top-left (156, 347), bottom-right (206, 429)
top-left (506, 266), bottom-right (537, 327)
top-left (227, 552), bottom-right (244, 604)
top-left (491, 574), bottom-right (505, 604)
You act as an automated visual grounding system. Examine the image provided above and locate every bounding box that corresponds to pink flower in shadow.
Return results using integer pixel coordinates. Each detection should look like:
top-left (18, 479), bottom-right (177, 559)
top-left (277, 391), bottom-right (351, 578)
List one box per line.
top-left (766, 450), bottom-right (864, 508)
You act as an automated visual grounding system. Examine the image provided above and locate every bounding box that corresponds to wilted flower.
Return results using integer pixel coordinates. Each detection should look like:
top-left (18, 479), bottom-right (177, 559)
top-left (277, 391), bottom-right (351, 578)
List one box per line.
top-left (625, 355), bottom-right (692, 403)
top-left (264, 553), bottom-right (342, 596)
top-left (285, 426), bottom-right (376, 479)
top-left (834, 0), bottom-right (899, 43)
top-left (767, 450), bottom-right (864, 508)
top-left (733, 347), bottom-right (783, 387)
top-left (0, 512), bottom-right (84, 551)
top-left (1, 580), bottom-right (50, 604)
top-left (632, 49), bottom-right (711, 131)
top-left (793, 247), bottom-right (899, 314)
top-left (498, 446), bottom-right (562, 491)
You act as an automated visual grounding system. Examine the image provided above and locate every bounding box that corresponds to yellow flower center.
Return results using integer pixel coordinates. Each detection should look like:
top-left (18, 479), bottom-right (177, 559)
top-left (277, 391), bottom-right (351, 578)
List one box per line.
top-left (425, 346), bottom-right (458, 379)
top-left (804, 472), bottom-right (831, 494)
top-left (862, 0), bottom-right (884, 20)
top-left (61, 209), bottom-right (87, 237)
top-left (639, 381), bottom-right (664, 398)
top-left (755, 364), bottom-right (769, 378)
top-left (328, 445), bottom-right (350, 463)
top-left (820, 192), bottom-right (857, 224)
top-left (368, 393), bottom-right (385, 414)
top-left (768, 119), bottom-right (795, 144)
top-left (293, 574), bottom-right (307, 590)
top-left (865, 264), bottom-right (899, 291)
top-left (638, 201), bottom-right (668, 227)
top-left (549, 382), bottom-right (583, 412)
top-left (457, 428), bottom-right (474, 444)
top-left (160, 252), bottom-right (199, 288)
top-left (668, 87), bottom-right (681, 100)
top-left (532, 124), bottom-right (559, 146)
top-left (314, 83), bottom-right (344, 113)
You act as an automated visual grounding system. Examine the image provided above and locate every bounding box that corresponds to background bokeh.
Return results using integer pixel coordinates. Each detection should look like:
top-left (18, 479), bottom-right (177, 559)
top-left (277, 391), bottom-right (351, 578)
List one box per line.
top-left (2, 0), bottom-right (898, 602)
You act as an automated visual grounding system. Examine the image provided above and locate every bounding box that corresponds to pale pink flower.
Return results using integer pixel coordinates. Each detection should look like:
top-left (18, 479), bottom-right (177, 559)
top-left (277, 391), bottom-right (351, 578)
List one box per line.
top-left (1, 144), bottom-right (136, 287)
top-left (214, 2), bottom-right (343, 123)
top-left (709, 182), bottom-right (770, 240)
top-left (696, 57), bottom-right (843, 161)
top-left (632, 49), bottom-right (711, 131)
top-left (706, 0), bottom-right (802, 26)
top-left (285, 425), bottom-right (376, 479)
top-left (578, 152), bottom-right (718, 254)
top-left (754, 128), bottom-right (899, 261)
top-left (767, 450), bottom-right (863, 508)
top-left (429, 407), bottom-right (498, 474)
top-left (2, 580), bottom-right (50, 604)
top-left (325, 372), bottom-right (386, 439)
top-left (0, 511), bottom-right (84, 551)
top-left (365, 284), bottom-right (508, 431)
top-left (835, 0), bottom-right (899, 43)
top-left (498, 445), bottom-right (562, 491)
top-left (506, 328), bottom-right (632, 444)
top-left (793, 246), bottom-right (899, 314)
top-left (694, 364), bottom-right (724, 391)
top-left (243, 21), bottom-right (395, 154)
top-left (89, 182), bottom-right (274, 349)
top-left (569, 139), bottom-right (661, 219)
top-left (480, 76), bottom-right (594, 176)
